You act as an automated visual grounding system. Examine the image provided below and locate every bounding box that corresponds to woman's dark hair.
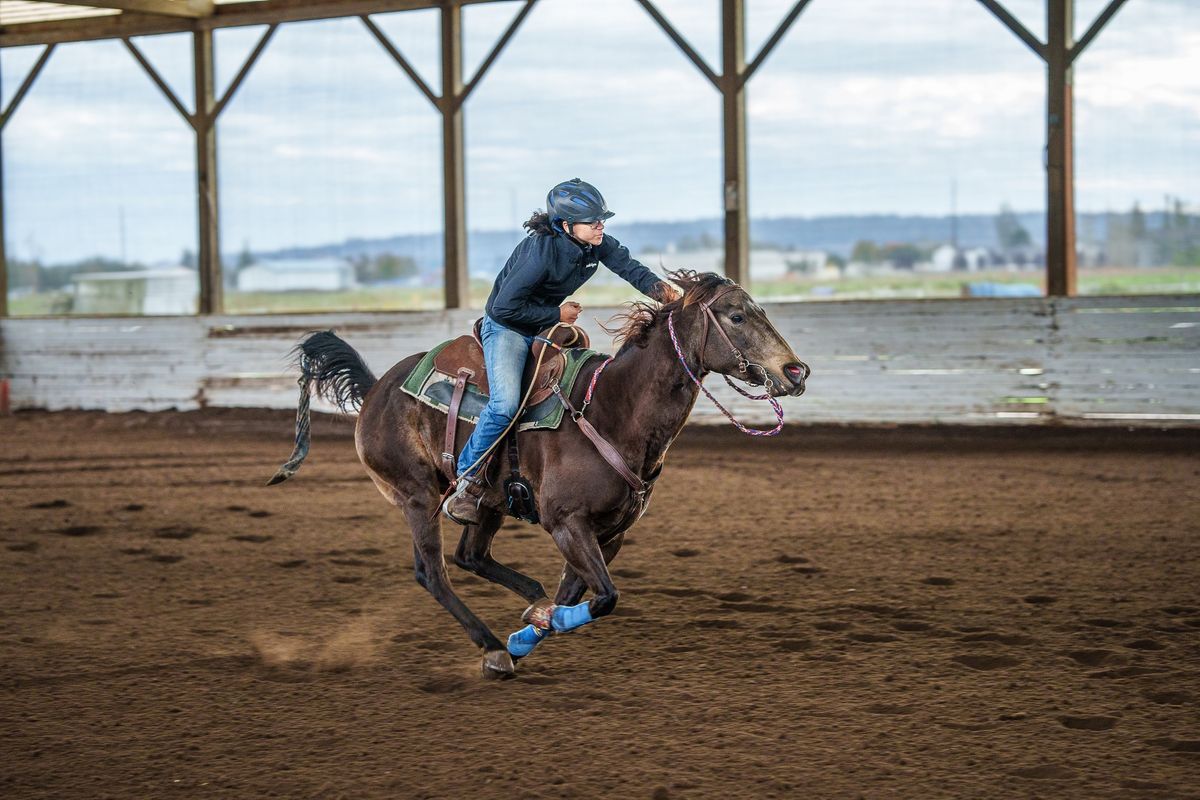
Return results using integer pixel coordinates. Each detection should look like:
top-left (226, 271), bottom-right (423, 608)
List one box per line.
top-left (523, 211), bottom-right (556, 237)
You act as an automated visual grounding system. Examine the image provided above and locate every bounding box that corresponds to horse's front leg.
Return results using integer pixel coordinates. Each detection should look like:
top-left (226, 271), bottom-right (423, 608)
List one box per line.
top-left (553, 531), bottom-right (625, 606)
top-left (506, 523), bottom-right (619, 659)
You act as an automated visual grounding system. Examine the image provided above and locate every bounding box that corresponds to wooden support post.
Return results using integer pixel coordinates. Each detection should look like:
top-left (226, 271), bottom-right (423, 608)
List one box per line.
top-left (721, 0), bottom-right (747, 286)
top-left (0, 55), bottom-right (7, 317)
top-left (0, 43), bottom-right (56, 317)
top-left (373, 1), bottom-right (533, 309)
top-left (0, 137), bottom-right (7, 318)
top-left (640, 0), bottom-right (809, 287)
top-left (194, 28), bottom-right (223, 314)
top-left (440, 2), bottom-right (468, 309)
top-left (979, 0), bottom-right (1129, 297)
top-left (1046, 0), bottom-right (1076, 296)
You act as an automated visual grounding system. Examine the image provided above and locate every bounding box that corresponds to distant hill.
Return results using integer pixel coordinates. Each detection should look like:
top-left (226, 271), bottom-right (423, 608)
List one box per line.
top-left (245, 211), bottom-right (1131, 278)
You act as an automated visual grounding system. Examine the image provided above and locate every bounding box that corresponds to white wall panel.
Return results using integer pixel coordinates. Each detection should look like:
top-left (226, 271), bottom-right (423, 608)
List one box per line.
top-left (2, 297), bottom-right (1198, 425)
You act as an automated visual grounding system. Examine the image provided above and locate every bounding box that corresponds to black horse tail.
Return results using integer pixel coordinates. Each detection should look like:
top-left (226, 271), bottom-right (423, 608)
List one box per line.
top-left (267, 330), bottom-right (377, 486)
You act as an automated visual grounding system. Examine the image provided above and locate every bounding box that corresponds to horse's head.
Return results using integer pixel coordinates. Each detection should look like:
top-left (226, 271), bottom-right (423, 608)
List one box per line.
top-left (674, 271), bottom-right (810, 398)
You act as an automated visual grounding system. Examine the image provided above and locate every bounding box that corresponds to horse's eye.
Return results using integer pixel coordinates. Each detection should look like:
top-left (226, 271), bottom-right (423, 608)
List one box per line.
top-left (730, 313), bottom-right (745, 325)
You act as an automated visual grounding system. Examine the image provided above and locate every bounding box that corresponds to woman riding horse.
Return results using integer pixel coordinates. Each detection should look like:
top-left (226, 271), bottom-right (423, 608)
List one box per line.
top-left (271, 268), bottom-right (809, 678)
top-left (442, 178), bottom-right (682, 524)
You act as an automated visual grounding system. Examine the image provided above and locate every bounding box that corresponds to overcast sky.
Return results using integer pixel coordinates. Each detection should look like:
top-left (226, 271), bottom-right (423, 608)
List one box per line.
top-left (2, 0), bottom-right (1196, 265)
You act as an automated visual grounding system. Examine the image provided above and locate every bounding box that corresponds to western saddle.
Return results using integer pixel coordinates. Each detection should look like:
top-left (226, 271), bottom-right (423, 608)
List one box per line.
top-left (435, 319), bottom-right (591, 480)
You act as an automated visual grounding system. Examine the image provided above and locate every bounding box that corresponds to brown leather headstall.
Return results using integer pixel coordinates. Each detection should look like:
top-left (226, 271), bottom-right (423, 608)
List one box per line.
top-left (695, 283), bottom-right (750, 376)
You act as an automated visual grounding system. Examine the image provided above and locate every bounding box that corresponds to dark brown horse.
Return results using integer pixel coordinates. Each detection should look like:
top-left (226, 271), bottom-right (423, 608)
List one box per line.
top-left (270, 271), bottom-right (809, 678)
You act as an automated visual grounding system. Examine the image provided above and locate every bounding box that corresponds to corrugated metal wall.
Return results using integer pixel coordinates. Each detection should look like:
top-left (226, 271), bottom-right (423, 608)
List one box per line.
top-left (2, 296), bottom-right (1198, 425)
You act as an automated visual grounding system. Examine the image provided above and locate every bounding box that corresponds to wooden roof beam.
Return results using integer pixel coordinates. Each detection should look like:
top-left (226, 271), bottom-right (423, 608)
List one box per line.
top-left (1070, 0), bottom-right (1129, 65)
top-left (740, 0), bottom-right (814, 88)
top-left (976, 0), bottom-right (1047, 61)
top-left (0, 0), bottom-right (507, 47)
top-left (53, 1), bottom-right (215, 19)
top-left (634, 0), bottom-right (720, 91)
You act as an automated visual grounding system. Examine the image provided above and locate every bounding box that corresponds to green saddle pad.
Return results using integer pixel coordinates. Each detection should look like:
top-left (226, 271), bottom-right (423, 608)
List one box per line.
top-left (399, 340), bottom-right (605, 431)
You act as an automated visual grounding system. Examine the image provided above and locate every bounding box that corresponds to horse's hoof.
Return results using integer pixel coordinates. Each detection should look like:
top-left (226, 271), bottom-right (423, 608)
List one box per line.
top-left (480, 649), bottom-right (516, 680)
top-left (521, 598), bottom-right (556, 631)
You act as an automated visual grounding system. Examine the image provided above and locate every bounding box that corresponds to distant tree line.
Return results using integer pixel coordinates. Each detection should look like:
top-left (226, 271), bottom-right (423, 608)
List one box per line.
top-left (6, 246), bottom-right (419, 293)
top-left (5, 256), bottom-right (147, 292)
top-left (1105, 198), bottom-right (1200, 267)
top-left (847, 205), bottom-right (1038, 269)
top-left (848, 241), bottom-right (932, 269)
top-left (349, 252), bottom-right (418, 284)
top-left (995, 204), bottom-right (1033, 250)
top-left (229, 241), bottom-right (416, 284)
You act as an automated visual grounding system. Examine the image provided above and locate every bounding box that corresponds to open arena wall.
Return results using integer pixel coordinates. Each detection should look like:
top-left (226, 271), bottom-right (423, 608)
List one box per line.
top-left (2, 294), bottom-right (1198, 425)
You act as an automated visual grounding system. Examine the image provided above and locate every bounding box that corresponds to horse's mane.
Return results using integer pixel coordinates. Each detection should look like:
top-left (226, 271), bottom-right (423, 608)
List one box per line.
top-left (604, 270), bottom-right (735, 355)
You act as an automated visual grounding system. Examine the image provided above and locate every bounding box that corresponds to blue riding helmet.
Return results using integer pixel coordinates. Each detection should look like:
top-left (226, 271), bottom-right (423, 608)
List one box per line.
top-left (546, 178), bottom-right (616, 227)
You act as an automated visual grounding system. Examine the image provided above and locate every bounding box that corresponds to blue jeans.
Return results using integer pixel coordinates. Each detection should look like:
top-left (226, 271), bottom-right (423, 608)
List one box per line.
top-left (456, 315), bottom-right (533, 478)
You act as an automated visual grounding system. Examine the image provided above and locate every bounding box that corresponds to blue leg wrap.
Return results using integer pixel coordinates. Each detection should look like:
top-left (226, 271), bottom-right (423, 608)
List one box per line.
top-left (507, 624), bottom-right (549, 658)
top-left (551, 601), bottom-right (593, 632)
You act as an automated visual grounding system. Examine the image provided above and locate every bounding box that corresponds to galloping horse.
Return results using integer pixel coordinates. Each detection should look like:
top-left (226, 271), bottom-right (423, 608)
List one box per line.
top-left (270, 271), bottom-right (809, 678)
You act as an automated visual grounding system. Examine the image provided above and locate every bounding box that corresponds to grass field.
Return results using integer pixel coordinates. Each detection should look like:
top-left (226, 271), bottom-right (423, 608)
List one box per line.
top-left (7, 267), bottom-right (1199, 317)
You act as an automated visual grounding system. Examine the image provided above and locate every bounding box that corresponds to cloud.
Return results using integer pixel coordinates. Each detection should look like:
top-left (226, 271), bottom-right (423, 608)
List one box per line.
top-left (749, 68), bottom-right (1043, 147)
top-left (1075, 31), bottom-right (1200, 117)
top-left (3, 0), bottom-right (1196, 263)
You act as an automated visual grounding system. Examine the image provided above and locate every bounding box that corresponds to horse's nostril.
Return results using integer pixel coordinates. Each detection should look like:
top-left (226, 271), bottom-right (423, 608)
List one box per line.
top-left (783, 362), bottom-right (809, 385)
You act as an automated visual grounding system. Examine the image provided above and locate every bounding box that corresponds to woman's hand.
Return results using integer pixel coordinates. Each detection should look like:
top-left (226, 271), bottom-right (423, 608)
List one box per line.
top-left (559, 301), bottom-right (582, 324)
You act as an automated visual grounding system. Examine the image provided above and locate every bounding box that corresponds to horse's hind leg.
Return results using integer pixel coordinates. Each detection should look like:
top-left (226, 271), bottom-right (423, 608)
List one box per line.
top-left (402, 502), bottom-right (515, 678)
top-left (453, 508), bottom-right (548, 604)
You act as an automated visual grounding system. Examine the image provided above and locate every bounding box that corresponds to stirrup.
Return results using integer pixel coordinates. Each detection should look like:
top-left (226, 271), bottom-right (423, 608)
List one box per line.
top-left (441, 477), bottom-right (483, 524)
top-left (441, 497), bottom-right (470, 525)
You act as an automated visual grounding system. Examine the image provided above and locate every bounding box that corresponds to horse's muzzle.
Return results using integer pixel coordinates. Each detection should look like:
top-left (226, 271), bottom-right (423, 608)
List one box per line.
top-left (783, 361), bottom-right (810, 396)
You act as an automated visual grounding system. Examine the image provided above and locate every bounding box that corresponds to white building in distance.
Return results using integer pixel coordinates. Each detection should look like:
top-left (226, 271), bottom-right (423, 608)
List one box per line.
top-left (930, 244), bottom-right (993, 272)
top-left (237, 258), bottom-right (357, 293)
top-left (72, 267), bottom-right (197, 315)
top-left (630, 247), bottom-right (834, 281)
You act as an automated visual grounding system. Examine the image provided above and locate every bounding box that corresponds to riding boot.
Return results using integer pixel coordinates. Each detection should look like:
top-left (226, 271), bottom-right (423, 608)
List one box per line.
top-left (441, 475), bottom-right (484, 525)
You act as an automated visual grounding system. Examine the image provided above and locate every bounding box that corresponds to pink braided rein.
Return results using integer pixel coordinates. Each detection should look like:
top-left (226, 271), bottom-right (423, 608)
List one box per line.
top-left (583, 355), bottom-right (613, 408)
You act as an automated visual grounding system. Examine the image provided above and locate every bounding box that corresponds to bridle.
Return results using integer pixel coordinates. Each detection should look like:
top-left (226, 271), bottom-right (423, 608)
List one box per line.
top-left (550, 281), bottom-right (795, 512)
top-left (667, 282), bottom-right (787, 437)
top-left (695, 284), bottom-right (765, 382)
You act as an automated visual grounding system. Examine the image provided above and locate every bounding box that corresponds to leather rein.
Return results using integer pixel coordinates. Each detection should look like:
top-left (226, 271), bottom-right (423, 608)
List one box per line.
top-left (552, 283), bottom-right (785, 507)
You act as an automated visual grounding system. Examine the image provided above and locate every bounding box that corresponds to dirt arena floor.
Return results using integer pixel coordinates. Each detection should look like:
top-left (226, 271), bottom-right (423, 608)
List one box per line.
top-left (2, 409), bottom-right (1199, 799)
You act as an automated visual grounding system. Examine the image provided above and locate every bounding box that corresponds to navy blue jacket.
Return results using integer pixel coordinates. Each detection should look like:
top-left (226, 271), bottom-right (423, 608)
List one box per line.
top-left (485, 231), bottom-right (664, 336)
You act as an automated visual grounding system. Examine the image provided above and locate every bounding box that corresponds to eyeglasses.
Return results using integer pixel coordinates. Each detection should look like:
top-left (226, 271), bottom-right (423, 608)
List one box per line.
top-left (578, 220), bottom-right (605, 231)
